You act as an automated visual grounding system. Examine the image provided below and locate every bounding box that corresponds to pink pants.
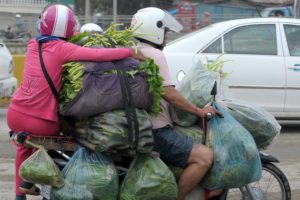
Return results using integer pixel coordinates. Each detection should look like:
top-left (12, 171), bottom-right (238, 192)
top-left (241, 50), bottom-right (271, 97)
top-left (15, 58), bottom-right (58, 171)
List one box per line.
top-left (7, 108), bottom-right (60, 196)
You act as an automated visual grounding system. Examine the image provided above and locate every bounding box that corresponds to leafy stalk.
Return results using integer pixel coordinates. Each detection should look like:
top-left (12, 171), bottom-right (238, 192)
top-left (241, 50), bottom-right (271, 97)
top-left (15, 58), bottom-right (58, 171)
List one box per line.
top-left (59, 23), bottom-right (164, 115)
top-left (204, 54), bottom-right (231, 79)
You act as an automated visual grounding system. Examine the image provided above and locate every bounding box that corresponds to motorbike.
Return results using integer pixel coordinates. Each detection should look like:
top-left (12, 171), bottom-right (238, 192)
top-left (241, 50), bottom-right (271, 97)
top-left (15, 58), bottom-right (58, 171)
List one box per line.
top-left (10, 83), bottom-right (291, 200)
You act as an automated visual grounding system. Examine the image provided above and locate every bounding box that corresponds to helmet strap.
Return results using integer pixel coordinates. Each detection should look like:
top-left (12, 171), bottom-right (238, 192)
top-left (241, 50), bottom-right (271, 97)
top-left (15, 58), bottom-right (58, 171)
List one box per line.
top-left (136, 38), bottom-right (164, 50)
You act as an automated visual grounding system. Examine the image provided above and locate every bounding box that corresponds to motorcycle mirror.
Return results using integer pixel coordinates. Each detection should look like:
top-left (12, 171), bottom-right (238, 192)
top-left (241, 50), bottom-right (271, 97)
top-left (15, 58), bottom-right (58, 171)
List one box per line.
top-left (211, 81), bottom-right (217, 101)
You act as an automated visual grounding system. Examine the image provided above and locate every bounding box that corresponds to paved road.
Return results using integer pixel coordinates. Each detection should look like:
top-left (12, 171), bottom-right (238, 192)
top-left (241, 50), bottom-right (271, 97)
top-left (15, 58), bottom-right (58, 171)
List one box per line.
top-left (0, 108), bottom-right (300, 199)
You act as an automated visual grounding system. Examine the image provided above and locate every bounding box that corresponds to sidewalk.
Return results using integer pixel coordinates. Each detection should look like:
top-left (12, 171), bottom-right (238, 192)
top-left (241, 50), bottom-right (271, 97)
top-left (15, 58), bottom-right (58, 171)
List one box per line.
top-left (0, 158), bottom-right (40, 200)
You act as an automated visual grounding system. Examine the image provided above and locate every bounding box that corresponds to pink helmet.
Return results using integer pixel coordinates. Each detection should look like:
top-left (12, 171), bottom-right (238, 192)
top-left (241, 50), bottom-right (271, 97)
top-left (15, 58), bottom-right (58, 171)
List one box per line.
top-left (40, 4), bottom-right (76, 39)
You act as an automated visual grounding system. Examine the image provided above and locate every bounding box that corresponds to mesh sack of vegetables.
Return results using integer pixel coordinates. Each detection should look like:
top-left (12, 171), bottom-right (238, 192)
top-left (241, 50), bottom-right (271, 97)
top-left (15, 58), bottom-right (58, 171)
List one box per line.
top-left (19, 146), bottom-right (64, 188)
top-left (201, 102), bottom-right (262, 189)
top-left (88, 109), bottom-right (154, 154)
top-left (51, 147), bottom-right (118, 200)
top-left (119, 154), bottom-right (178, 200)
top-left (219, 99), bottom-right (281, 149)
top-left (60, 58), bottom-right (152, 118)
top-left (174, 125), bottom-right (204, 143)
top-left (170, 61), bottom-right (220, 127)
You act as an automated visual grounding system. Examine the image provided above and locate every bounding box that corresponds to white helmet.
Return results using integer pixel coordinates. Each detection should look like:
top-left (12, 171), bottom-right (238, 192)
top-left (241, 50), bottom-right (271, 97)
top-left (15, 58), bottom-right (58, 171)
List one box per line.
top-left (80, 23), bottom-right (103, 33)
top-left (131, 7), bottom-right (183, 45)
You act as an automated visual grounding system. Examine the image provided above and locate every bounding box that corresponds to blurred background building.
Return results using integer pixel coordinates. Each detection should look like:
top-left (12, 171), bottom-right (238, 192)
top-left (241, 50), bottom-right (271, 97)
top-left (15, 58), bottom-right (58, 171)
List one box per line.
top-left (0, 0), bottom-right (296, 53)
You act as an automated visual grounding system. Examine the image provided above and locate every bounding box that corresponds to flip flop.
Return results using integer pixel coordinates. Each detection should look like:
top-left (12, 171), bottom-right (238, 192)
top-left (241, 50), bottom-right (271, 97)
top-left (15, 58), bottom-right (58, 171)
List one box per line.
top-left (19, 181), bottom-right (40, 196)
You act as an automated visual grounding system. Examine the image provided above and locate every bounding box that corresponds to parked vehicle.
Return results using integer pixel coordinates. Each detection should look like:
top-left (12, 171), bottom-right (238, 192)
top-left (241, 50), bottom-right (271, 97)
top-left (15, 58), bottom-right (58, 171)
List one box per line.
top-left (163, 18), bottom-right (300, 120)
top-left (0, 40), bottom-right (17, 99)
top-left (260, 6), bottom-right (293, 17)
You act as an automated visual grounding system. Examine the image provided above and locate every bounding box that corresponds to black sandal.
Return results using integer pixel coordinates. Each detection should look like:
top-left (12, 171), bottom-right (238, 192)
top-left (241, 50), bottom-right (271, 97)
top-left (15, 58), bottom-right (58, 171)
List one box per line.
top-left (19, 181), bottom-right (40, 196)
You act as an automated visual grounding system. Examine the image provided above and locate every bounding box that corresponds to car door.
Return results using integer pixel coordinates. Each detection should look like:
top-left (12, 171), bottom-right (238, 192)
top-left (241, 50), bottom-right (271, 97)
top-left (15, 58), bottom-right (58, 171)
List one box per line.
top-left (196, 23), bottom-right (286, 113)
top-left (281, 24), bottom-right (300, 113)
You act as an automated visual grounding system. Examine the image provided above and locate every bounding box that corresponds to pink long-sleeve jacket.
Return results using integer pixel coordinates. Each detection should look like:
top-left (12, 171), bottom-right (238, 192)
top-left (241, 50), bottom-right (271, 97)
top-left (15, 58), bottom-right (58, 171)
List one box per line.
top-left (9, 39), bottom-right (132, 122)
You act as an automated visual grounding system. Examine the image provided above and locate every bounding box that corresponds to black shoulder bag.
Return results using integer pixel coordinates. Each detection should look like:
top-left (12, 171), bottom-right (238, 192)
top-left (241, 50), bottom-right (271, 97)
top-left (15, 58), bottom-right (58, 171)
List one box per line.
top-left (38, 42), bottom-right (75, 135)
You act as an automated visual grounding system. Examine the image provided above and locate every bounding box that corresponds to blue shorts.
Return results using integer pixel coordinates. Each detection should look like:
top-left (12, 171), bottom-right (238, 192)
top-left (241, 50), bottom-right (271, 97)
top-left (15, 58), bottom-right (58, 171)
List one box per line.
top-left (152, 126), bottom-right (194, 168)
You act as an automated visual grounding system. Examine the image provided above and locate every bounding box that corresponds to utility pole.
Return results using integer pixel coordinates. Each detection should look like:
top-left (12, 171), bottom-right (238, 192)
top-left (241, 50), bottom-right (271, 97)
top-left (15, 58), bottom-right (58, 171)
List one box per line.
top-left (113, 0), bottom-right (118, 24)
top-left (85, 0), bottom-right (91, 23)
top-left (295, 0), bottom-right (300, 18)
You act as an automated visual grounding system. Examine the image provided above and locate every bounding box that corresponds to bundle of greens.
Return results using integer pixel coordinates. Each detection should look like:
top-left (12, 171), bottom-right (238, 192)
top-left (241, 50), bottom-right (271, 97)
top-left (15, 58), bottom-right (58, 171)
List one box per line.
top-left (203, 54), bottom-right (231, 80)
top-left (88, 109), bottom-right (153, 154)
top-left (119, 154), bottom-right (178, 200)
top-left (59, 24), bottom-right (163, 115)
top-left (200, 102), bottom-right (261, 189)
top-left (170, 60), bottom-right (220, 126)
top-left (51, 147), bottom-right (118, 200)
top-left (19, 146), bottom-right (64, 188)
top-left (219, 99), bottom-right (281, 149)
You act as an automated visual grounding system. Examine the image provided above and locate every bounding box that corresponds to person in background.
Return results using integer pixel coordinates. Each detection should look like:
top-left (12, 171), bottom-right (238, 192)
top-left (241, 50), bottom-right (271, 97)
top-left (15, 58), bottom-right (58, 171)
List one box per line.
top-left (15, 14), bottom-right (26, 34)
top-left (5, 26), bottom-right (14, 39)
top-left (201, 12), bottom-right (212, 27)
top-left (6, 3), bottom-right (144, 200)
top-left (131, 7), bottom-right (223, 200)
top-left (197, 11), bottom-right (212, 28)
top-left (274, 10), bottom-right (284, 17)
top-left (80, 22), bottom-right (103, 34)
top-left (35, 15), bottom-right (41, 35)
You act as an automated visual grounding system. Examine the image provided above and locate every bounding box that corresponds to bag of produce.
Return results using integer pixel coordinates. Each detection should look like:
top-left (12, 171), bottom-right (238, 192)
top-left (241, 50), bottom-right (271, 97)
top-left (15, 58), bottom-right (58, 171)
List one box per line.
top-left (174, 125), bottom-right (204, 143)
top-left (88, 109), bottom-right (154, 154)
top-left (119, 154), bottom-right (178, 200)
top-left (60, 58), bottom-right (152, 118)
top-left (59, 27), bottom-right (164, 118)
top-left (201, 102), bottom-right (262, 189)
top-left (170, 60), bottom-right (220, 127)
top-left (51, 147), bottom-right (118, 200)
top-left (19, 146), bottom-right (64, 188)
top-left (219, 99), bottom-right (281, 149)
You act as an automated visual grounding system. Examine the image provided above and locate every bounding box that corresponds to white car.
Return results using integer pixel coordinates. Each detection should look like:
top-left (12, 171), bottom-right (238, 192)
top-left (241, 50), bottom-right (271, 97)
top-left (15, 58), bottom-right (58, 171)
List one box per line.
top-left (163, 18), bottom-right (300, 119)
top-left (0, 40), bottom-right (17, 99)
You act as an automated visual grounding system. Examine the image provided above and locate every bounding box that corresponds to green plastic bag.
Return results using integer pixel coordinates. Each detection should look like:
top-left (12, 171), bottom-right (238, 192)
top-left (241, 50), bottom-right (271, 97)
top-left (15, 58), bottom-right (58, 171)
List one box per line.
top-left (51, 147), bottom-right (118, 200)
top-left (201, 102), bottom-right (262, 189)
top-left (219, 99), bottom-right (281, 149)
top-left (119, 154), bottom-right (178, 200)
top-left (174, 125), bottom-right (204, 143)
top-left (19, 146), bottom-right (64, 188)
top-left (88, 109), bottom-right (153, 154)
top-left (170, 61), bottom-right (220, 127)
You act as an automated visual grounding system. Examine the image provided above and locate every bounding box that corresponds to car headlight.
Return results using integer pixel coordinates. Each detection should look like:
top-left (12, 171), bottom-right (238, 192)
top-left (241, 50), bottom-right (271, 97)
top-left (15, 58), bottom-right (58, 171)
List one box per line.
top-left (9, 60), bottom-right (14, 74)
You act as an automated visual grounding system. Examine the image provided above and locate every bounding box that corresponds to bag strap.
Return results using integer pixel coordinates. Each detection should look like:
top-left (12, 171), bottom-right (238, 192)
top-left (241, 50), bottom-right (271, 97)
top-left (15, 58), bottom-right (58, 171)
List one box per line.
top-left (114, 60), bottom-right (140, 152)
top-left (38, 42), bottom-right (59, 102)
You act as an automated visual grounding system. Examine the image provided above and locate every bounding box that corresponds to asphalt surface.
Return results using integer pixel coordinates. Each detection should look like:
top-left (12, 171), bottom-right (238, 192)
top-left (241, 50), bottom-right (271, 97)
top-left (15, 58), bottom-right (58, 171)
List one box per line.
top-left (0, 108), bottom-right (300, 200)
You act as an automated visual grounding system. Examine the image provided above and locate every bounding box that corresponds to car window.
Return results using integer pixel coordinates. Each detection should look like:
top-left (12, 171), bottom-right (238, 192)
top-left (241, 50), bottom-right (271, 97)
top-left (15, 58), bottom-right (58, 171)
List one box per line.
top-left (203, 24), bottom-right (277, 55)
top-left (202, 38), bottom-right (222, 53)
top-left (284, 25), bottom-right (300, 56)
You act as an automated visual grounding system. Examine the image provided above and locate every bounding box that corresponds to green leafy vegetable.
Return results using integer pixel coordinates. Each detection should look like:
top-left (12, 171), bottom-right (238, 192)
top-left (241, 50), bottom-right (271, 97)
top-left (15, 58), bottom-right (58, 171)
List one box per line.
top-left (59, 24), bottom-right (164, 115)
top-left (203, 54), bottom-right (231, 79)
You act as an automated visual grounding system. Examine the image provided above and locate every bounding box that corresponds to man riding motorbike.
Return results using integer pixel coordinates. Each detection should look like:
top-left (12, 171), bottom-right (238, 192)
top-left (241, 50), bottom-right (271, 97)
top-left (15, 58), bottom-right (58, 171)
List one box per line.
top-left (131, 7), bottom-right (223, 200)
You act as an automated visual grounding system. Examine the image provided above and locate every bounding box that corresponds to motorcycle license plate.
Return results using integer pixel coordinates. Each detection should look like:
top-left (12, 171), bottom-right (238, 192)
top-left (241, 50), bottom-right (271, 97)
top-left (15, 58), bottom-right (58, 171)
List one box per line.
top-left (41, 185), bottom-right (51, 199)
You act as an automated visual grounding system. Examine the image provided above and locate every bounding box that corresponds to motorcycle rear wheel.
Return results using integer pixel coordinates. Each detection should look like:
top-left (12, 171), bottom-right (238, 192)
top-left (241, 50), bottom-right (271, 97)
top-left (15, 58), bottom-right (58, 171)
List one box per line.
top-left (222, 163), bottom-right (291, 200)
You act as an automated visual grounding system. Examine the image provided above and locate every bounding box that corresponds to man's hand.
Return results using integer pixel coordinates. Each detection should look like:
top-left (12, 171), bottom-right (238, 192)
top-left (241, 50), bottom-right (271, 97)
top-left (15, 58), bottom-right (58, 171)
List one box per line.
top-left (195, 105), bottom-right (223, 118)
top-left (131, 49), bottom-right (146, 61)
